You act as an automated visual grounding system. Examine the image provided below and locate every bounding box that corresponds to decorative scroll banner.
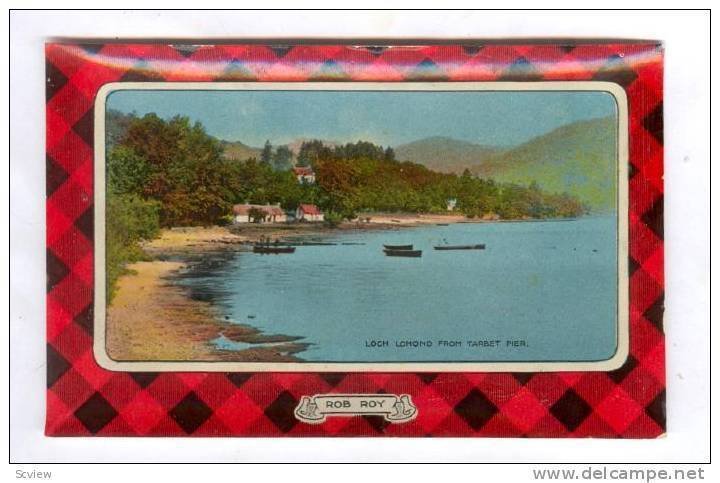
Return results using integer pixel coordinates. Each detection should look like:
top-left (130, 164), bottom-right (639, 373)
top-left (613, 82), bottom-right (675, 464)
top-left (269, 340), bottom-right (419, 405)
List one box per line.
top-left (294, 394), bottom-right (418, 424)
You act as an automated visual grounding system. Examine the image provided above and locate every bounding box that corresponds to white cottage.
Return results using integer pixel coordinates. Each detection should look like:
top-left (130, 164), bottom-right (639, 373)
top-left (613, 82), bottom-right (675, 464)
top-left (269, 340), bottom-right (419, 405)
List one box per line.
top-left (292, 166), bottom-right (316, 184)
top-left (233, 203), bottom-right (287, 224)
top-left (296, 204), bottom-right (324, 222)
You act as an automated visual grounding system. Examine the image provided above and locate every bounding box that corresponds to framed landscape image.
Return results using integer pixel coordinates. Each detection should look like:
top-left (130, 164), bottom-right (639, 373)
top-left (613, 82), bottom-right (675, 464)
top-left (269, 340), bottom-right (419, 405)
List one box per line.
top-left (94, 82), bottom-right (629, 373)
top-left (46, 41), bottom-right (664, 438)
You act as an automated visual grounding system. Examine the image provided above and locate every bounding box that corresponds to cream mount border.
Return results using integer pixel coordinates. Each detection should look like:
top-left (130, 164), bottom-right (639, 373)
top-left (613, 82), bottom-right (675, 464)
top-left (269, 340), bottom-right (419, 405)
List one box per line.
top-left (93, 81), bottom-right (629, 373)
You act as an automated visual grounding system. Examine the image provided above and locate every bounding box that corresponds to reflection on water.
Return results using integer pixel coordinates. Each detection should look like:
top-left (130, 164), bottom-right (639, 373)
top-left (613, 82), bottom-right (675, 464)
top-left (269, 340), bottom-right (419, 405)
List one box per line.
top-left (174, 216), bottom-right (618, 363)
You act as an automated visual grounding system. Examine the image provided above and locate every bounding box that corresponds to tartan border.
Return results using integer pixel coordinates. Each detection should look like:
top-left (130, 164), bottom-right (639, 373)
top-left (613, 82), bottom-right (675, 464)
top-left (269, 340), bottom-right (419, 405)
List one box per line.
top-left (46, 42), bottom-right (664, 437)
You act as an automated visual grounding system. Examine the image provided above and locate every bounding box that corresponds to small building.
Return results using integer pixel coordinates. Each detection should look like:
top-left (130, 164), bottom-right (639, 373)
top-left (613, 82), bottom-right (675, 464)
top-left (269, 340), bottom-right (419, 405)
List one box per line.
top-left (446, 198), bottom-right (458, 211)
top-left (292, 166), bottom-right (316, 184)
top-left (296, 204), bottom-right (324, 222)
top-left (233, 203), bottom-right (287, 224)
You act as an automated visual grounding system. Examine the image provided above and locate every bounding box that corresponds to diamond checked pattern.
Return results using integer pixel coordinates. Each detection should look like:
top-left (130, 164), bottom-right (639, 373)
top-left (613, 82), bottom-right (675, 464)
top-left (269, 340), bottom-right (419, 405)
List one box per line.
top-left (169, 392), bottom-right (213, 434)
top-left (46, 59), bottom-right (68, 100)
top-left (643, 103), bottom-right (664, 145)
top-left (455, 389), bottom-right (499, 431)
top-left (46, 344), bottom-right (70, 388)
top-left (551, 389), bottom-right (593, 432)
top-left (46, 42), bottom-right (664, 437)
top-left (74, 392), bottom-right (118, 434)
top-left (46, 155), bottom-right (69, 195)
top-left (264, 390), bottom-right (298, 433)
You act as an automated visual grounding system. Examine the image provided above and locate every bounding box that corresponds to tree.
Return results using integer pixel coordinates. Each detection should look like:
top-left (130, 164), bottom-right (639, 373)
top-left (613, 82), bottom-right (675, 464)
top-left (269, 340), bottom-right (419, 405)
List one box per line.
top-left (261, 140), bottom-right (273, 165)
top-left (272, 145), bottom-right (293, 171)
top-left (248, 207), bottom-right (266, 223)
top-left (323, 211), bottom-right (344, 228)
top-left (107, 145), bottom-right (149, 195)
top-left (105, 193), bottom-right (160, 301)
top-left (118, 114), bottom-right (232, 226)
top-left (297, 140), bottom-right (332, 167)
top-left (334, 140), bottom-right (386, 161)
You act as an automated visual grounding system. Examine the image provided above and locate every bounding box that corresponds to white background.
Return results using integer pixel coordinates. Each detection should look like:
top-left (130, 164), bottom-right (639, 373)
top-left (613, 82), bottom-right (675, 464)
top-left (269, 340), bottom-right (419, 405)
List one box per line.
top-left (6, 6), bottom-right (712, 475)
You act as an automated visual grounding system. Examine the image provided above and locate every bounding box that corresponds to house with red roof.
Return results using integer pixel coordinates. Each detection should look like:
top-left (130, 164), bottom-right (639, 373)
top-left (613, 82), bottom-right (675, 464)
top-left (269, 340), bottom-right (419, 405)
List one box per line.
top-left (292, 166), bottom-right (316, 184)
top-left (296, 204), bottom-right (324, 222)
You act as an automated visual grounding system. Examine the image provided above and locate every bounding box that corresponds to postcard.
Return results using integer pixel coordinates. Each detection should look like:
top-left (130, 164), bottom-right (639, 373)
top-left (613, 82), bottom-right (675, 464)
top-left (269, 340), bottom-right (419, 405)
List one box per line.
top-left (46, 42), bottom-right (664, 437)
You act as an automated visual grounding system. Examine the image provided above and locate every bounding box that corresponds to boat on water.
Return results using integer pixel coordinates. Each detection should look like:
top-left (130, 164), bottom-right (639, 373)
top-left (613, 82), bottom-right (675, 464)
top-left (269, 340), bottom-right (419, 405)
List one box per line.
top-left (384, 249), bottom-right (422, 258)
top-left (383, 244), bottom-right (413, 250)
top-left (433, 244), bottom-right (486, 251)
top-left (253, 245), bottom-right (296, 254)
top-left (276, 241), bottom-right (336, 246)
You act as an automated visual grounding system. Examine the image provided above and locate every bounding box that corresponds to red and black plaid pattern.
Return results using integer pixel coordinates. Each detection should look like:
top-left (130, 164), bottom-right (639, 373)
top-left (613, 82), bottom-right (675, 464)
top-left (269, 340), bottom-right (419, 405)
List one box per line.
top-left (46, 42), bottom-right (664, 437)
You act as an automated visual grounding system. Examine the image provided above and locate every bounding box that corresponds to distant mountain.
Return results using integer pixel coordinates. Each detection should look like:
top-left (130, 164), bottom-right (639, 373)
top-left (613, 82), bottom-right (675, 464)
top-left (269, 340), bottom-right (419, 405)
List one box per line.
top-left (220, 138), bottom-right (341, 162)
top-left (220, 140), bottom-right (262, 161)
top-left (215, 118), bottom-right (617, 211)
top-left (395, 136), bottom-right (502, 173)
top-left (471, 117), bottom-right (617, 210)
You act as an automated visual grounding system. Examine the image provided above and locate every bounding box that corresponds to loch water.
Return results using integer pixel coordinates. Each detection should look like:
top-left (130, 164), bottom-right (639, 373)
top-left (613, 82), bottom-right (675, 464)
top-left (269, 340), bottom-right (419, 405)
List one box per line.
top-left (175, 215), bottom-right (619, 363)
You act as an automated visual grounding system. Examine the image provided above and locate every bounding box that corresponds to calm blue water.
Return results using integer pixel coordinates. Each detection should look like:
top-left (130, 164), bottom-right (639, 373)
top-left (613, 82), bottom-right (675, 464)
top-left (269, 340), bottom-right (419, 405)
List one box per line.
top-left (177, 216), bottom-right (618, 362)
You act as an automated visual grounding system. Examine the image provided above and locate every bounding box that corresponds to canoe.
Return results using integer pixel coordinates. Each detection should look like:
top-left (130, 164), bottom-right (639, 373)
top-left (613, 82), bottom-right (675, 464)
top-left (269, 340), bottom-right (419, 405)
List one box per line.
top-left (433, 244), bottom-right (485, 251)
top-left (384, 249), bottom-right (422, 258)
top-left (253, 245), bottom-right (296, 254)
top-left (383, 244), bottom-right (413, 250)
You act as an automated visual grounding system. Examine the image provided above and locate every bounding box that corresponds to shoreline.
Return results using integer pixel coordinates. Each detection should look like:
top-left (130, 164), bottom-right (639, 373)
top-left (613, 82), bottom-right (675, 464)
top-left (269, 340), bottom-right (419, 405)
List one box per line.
top-left (105, 261), bottom-right (308, 362)
top-left (108, 213), bottom-right (586, 362)
top-left (139, 214), bottom-right (465, 255)
top-left (141, 212), bottom-right (586, 255)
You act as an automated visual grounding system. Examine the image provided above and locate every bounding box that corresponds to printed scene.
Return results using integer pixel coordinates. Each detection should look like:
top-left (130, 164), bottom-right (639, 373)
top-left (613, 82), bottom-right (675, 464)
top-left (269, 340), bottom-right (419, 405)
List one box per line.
top-left (103, 88), bottom-right (619, 364)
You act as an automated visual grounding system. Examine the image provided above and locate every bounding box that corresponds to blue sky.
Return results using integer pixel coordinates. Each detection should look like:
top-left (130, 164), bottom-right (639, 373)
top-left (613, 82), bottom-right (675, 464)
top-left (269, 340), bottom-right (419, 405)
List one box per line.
top-left (107, 89), bottom-right (617, 148)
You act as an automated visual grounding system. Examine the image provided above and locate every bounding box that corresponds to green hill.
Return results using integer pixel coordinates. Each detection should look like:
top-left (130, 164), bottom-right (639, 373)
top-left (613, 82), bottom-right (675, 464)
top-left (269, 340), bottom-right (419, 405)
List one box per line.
top-left (471, 117), bottom-right (617, 211)
top-left (220, 140), bottom-right (261, 161)
top-left (395, 136), bottom-right (501, 173)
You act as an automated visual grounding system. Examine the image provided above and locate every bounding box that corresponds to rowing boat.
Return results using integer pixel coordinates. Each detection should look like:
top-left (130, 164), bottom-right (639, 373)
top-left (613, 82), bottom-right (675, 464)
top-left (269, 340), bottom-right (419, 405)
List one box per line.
top-left (433, 244), bottom-right (485, 251)
top-left (383, 244), bottom-right (413, 250)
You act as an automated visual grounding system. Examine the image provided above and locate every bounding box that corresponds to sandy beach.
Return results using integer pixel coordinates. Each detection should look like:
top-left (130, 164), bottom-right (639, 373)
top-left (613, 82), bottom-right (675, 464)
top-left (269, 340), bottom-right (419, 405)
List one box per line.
top-left (105, 260), bottom-right (307, 362)
top-left (359, 212), bottom-right (473, 225)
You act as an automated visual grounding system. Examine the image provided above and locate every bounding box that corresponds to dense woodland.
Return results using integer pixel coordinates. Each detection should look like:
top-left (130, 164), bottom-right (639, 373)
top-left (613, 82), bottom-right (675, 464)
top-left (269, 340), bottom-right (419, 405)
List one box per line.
top-left (105, 111), bottom-right (585, 297)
